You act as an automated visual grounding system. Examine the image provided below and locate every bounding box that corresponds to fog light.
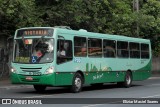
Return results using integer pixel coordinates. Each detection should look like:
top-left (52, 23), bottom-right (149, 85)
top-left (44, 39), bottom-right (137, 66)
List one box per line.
top-left (11, 67), bottom-right (16, 73)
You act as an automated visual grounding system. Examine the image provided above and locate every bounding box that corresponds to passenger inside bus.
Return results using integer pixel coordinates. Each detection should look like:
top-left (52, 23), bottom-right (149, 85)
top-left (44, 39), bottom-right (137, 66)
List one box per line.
top-left (57, 45), bottom-right (66, 57)
top-left (33, 48), bottom-right (42, 57)
top-left (81, 43), bottom-right (87, 55)
top-left (57, 45), bottom-right (66, 64)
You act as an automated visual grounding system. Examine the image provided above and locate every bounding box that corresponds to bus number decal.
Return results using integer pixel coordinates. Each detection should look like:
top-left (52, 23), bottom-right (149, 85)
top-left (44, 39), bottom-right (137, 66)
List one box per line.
top-left (74, 58), bottom-right (81, 63)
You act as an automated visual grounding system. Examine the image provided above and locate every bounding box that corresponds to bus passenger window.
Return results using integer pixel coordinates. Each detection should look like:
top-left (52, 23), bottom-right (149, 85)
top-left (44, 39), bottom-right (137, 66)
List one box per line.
top-left (103, 40), bottom-right (116, 58)
top-left (130, 42), bottom-right (140, 58)
top-left (74, 37), bottom-right (87, 57)
top-left (141, 44), bottom-right (149, 59)
top-left (57, 39), bottom-right (73, 64)
top-left (88, 38), bottom-right (102, 57)
top-left (57, 45), bottom-right (66, 57)
top-left (117, 41), bottom-right (129, 58)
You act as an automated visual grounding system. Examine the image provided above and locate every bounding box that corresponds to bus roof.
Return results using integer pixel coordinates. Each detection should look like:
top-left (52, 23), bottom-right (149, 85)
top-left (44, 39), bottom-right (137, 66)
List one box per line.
top-left (54, 28), bottom-right (150, 43)
top-left (16, 27), bottom-right (150, 43)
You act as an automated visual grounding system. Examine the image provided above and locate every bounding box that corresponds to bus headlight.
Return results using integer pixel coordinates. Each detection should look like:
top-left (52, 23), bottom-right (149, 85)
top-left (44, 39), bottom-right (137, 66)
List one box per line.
top-left (45, 66), bottom-right (54, 74)
top-left (11, 67), bottom-right (16, 73)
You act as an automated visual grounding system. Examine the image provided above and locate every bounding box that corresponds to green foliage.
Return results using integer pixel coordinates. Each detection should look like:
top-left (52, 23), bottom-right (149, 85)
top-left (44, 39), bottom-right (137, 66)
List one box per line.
top-left (139, 0), bottom-right (160, 38)
top-left (0, 0), bottom-right (160, 55)
top-left (138, 0), bottom-right (160, 55)
top-left (153, 40), bottom-right (160, 56)
top-left (0, 0), bottom-right (41, 36)
top-left (106, 0), bottom-right (134, 36)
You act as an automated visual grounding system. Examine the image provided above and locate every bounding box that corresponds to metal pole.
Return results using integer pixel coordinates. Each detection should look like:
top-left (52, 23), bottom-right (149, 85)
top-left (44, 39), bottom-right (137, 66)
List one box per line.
top-left (133, 0), bottom-right (139, 37)
top-left (136, 0), bottom-right (139, 37)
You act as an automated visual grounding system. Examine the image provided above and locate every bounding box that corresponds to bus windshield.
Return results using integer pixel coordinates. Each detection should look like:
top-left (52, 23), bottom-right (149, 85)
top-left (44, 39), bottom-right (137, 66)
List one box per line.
top-left (13, 38), bottom-right (54, 64)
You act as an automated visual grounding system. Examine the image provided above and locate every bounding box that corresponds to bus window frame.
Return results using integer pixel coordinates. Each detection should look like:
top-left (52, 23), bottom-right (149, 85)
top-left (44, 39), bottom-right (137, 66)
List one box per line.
top-left (74, 36), bottom-right (87, 57)
top-left (117, 41), bottom-right (129, 58)
top-left (103, 39), bottom-right (116, 58)
top-left (57, 39), bottom-right (73, 64)
top-left (141, 43), bottom-right (150, 59)
top-left (88, 38), bottom-right (102, 58)
top-left (129, 42), bottom-right (140, 59)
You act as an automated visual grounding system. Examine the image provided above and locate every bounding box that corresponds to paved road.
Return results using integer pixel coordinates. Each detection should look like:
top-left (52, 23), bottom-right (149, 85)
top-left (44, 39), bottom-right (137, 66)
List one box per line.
top-left (0, 77), bottom-right (160, 107)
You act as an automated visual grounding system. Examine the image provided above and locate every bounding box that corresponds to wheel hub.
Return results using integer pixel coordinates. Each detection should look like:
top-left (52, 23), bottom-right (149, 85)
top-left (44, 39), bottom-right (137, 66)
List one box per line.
top-left (126, 75), bottom-right (131, 85)
top-left (75, 77), bottom-right (81, 89)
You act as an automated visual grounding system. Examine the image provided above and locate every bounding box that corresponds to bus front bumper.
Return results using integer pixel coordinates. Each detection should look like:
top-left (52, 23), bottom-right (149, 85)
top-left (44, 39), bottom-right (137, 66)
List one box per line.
top-left (10, 73), bottom-right (56, 86)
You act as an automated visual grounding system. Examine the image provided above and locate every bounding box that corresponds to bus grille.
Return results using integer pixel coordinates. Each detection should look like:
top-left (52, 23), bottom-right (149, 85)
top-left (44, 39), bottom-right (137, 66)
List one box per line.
top-left (20, 67), bottom-right (42, 72)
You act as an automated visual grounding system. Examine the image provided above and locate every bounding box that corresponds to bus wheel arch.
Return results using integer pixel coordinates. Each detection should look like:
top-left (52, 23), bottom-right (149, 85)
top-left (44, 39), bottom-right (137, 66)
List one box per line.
top-left (117, 70), bottom-right (132, 88)
top-left (76, 70), bottom-right (85, 84)
top-left (70, 71), bottom-right (84, 93)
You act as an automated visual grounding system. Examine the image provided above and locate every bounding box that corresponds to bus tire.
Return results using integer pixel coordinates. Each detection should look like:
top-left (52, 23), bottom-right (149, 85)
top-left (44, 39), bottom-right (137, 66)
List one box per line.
top-left (70, 73), bottom-right (83, 93)
top-left (117, 71), bottom-right (132, 88)
top-left (33, 85), bottom-right (46, 92)
top-left (124, 71), bottom-right (132, 88)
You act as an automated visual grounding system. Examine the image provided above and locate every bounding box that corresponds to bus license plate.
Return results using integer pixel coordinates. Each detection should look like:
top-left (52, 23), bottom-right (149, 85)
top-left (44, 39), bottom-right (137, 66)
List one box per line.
top-left (26, 76), bottom-right (33, 81)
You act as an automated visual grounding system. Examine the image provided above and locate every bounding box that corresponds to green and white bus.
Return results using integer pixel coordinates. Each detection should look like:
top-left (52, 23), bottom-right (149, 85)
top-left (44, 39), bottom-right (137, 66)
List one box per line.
top-left (11, 27), bottom-right (152, 93)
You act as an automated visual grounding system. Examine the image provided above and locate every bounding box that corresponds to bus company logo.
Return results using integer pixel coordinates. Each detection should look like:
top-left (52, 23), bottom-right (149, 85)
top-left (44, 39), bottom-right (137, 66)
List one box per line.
top-left (2, 99), bottom-right (11, 104)
top-left (74, 58), bottom-right (81, 63)
top-left (93, 73), bottom-right (104, 80)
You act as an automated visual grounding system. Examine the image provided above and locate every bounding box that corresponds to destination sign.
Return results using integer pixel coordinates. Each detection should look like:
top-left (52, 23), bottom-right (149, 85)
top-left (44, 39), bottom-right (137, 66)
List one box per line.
top-left (16, 28), bottom-right (53, 37)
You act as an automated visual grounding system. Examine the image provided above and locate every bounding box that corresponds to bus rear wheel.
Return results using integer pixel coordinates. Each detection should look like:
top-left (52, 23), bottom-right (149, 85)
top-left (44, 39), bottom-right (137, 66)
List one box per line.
top-left (70, 73), bottom-right (83, 93)
top-left (33, 85), bottom-right (47, 92)
top-left (117, 71), bottom-right (132, 88)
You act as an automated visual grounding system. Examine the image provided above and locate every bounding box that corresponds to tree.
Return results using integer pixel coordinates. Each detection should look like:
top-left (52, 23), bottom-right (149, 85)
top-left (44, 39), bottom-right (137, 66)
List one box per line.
top-left (138, 0), bottom-right (160, 56)
top-left (0, 0), bottom-right (160, 55)
top-left (105, 0), bottom-right (134, 36)
top-left (36, 0), bottom-right (111, 32)
top-left (0, 0), bottom-right (41, 37)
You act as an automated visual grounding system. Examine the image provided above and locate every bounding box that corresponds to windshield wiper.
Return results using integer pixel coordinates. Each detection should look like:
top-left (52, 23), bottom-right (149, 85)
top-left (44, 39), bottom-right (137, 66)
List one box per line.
top-left (32, 36), bottom-right (45, 54)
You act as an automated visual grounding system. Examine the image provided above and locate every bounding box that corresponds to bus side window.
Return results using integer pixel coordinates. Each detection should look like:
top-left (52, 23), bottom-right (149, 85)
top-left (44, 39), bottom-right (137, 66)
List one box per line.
top-left (57, 39), bottom-right (73, 64)
top-left (88, 38), bottom-right (102, 57)
top-left (141, 44), bottom-right (149, 59)
top-left (103, 40), bottom-right (116, 58)
top-left (74, 36), bottom-right (87, 57)
top-left (130, 42), bottom-right (140, 58)
top-left (117, 41), bottom-right (129, 58)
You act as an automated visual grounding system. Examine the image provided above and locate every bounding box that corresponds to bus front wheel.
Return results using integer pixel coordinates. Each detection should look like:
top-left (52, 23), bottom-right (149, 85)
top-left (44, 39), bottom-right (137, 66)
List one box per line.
top-left (33, 85), bottom-right (47, 92)
top-left (70, 73), bottom-right (83, 93)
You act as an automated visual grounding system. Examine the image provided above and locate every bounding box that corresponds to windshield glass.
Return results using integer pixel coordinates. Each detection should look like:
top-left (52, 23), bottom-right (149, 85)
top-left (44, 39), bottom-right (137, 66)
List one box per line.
top-left (13, 38), bottom-right (54, 64)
